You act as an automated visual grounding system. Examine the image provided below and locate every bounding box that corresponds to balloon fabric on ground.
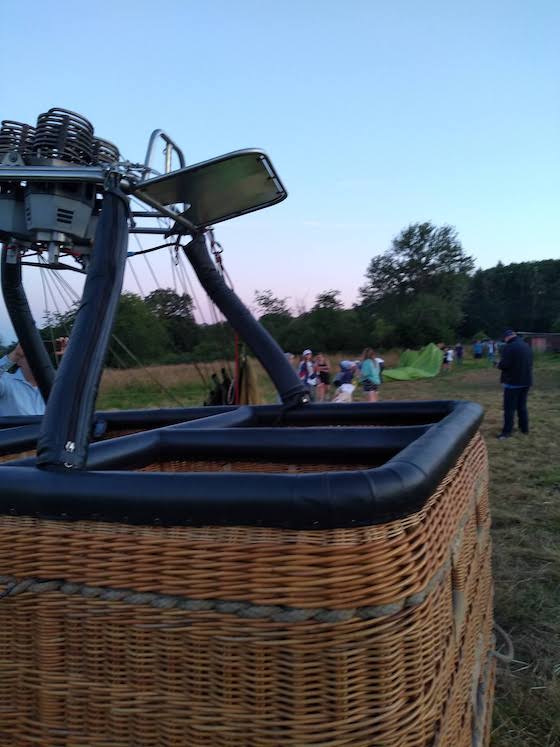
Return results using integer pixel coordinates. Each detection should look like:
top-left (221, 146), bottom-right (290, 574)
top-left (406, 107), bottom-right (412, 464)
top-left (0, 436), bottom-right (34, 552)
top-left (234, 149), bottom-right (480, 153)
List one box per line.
top-left (383, 343), bottom-right (443, 381)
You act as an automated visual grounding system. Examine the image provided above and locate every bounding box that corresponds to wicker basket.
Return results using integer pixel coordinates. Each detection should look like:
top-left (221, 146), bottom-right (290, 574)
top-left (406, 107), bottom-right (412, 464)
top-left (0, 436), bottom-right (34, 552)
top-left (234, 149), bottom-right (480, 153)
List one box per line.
top-left (0, 429), bottom-right (493, 746)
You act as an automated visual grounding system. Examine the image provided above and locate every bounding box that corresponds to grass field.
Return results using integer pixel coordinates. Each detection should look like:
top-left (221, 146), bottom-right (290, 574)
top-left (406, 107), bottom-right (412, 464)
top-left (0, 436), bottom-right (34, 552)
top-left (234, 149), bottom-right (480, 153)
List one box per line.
top-left (97, 353), bottom-right (560, 746)
top-left (384, 356), bottom-right (560, 747)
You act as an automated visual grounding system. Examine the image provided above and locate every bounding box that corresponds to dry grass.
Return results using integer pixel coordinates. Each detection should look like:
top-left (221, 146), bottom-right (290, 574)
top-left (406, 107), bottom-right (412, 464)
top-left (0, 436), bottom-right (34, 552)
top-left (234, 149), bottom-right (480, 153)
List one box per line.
top-left (101, 360), bottom-right (234, 390)
top-left (97, 353), bottom-right (560, 744)
top-left (98, 360), bottom-right (234, 409)
top-left (97, 351), bottom-right (403, 410)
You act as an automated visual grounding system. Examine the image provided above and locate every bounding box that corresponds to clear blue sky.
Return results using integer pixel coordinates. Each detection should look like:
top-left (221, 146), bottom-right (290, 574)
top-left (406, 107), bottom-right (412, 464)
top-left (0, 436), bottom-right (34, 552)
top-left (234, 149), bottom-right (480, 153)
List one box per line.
top-left (1, 0), bottom-right (558, 342)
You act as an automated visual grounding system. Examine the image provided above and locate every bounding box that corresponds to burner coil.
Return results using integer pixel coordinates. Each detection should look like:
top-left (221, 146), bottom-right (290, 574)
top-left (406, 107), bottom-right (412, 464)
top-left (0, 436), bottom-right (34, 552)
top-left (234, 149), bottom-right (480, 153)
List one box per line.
top-left (0, 121), bottom-right (36, 157)
top-left (33, 108), bottom-right (94, 164)
top-left (92, 137), bottom-right (120, 165)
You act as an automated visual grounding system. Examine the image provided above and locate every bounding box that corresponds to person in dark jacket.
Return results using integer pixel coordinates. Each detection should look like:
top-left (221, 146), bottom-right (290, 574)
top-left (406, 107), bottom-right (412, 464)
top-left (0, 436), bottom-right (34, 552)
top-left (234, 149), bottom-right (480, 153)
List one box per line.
top-left (496, 329), bottom-right (533, 439)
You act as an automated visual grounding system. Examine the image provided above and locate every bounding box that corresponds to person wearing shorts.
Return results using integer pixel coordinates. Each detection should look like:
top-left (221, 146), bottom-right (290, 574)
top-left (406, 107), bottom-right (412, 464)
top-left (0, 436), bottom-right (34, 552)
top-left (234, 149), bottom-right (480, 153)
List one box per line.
top-left (315, 352), bottom-right (330, 401)
top-left (360, 348), bottom-right (381, 402)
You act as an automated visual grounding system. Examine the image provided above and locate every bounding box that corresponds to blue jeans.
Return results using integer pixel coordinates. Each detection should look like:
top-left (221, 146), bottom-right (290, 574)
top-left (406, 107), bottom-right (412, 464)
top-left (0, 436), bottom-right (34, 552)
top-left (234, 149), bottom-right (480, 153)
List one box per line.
top-left (502, 387), bottom-right (529, 435)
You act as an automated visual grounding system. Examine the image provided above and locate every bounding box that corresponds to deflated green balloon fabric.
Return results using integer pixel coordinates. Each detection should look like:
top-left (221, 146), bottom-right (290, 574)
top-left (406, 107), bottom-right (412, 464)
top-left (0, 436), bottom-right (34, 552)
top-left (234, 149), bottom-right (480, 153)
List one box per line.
top-left (383, 343), bottom-right (444, 381)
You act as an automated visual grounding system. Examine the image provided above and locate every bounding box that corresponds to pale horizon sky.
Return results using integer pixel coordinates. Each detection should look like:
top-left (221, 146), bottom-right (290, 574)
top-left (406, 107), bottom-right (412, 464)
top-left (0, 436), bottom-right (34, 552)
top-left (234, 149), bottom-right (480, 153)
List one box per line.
top-left (1, 0), bottom-right (558, 343)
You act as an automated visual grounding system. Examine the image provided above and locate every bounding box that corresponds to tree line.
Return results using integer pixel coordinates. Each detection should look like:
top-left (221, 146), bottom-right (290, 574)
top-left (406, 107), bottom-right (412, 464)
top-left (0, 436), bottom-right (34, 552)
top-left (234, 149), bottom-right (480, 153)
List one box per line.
top-left (258, 222), bottom-right (560, 352)
top-left (2, 221), bottom-right (558, 365)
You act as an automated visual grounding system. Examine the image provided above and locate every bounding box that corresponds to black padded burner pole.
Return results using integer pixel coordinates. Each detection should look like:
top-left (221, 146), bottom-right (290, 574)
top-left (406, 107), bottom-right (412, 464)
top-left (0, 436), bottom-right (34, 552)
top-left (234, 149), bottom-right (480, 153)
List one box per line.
top-left (184, 233), bottom-right (308, 408)
top-left (1, 246), bottom-right (55, 402)
top-left (36, 189), bottom-right (130, 469)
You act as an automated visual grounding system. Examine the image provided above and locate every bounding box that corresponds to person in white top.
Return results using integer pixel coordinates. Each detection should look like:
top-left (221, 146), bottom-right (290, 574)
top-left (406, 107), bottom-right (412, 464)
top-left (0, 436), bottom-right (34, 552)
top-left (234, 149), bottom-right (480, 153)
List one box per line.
top-left (0, 343), bottom-right (45, 416)
top-left (0, 338), bottom-right (67, 416)
top-left (298, 349), bottom-right (318, 401)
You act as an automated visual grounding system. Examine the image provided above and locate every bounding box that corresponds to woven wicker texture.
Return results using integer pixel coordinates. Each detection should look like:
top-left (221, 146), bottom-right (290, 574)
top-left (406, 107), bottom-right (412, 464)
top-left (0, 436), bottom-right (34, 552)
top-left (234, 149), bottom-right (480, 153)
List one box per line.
top-left (0, 449), bottom-right (35, 463)
top-left (141, 458), bottom-right (377, 473)
top-left (0, 433), bottom-right (493, 746)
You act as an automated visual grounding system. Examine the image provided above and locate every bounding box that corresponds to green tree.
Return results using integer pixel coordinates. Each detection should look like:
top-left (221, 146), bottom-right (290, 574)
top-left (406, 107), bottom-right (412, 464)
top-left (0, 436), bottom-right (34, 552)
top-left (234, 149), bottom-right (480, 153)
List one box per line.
top-left (254, 290), bottom-right (291, 316)
top-left (145, 288), bottom-right (199, 353)
top-left (312, 290), bottom-right (343, 311)
top-left (254, 289), bottom-right (293, 349)
top-left (192, 322), bottom-right (235, 360)
top-left (395, 293), bottom-right (457, 347)
top-left (360, 222), bottom-right (474, 305)
top-left (107, 293), bottom-right (171, 367)
top-left (359, 222), bottom-right (474, 345)
top-left (304, 290), bottom-right (347, 350)
top-left (370, 317), bottom-right (398, 348)
top-left (145, 288), bottom-right (195, 319)
top-left (40, 306), bottom-right (78, 363)
top-left (39, 295), bottom-right (172, 367)
top-left (461, 260), bottom-right (560, 337)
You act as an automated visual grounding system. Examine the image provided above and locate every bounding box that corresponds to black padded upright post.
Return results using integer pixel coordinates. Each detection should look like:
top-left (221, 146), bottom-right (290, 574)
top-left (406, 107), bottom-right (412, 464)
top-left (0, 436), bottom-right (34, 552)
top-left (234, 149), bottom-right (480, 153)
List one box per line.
top-left (36, 188), bottom-right (129, 469)
top-left (1, 246), bottom-right (55, 402)
top-left (184, 233), bottom-right (308, 408)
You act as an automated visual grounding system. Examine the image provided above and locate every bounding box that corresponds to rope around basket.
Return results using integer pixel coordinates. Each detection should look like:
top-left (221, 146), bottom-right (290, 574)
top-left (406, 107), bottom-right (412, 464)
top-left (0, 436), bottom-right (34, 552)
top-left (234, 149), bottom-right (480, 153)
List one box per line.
top-left (0, 562), bottom-right (453, 623)
top-left (0, 479), bottom-right (490, 624)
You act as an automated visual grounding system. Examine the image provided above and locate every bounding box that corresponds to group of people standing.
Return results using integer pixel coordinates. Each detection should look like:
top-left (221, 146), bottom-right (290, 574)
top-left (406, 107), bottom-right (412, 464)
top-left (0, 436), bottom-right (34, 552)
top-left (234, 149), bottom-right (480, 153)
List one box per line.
top-left (297, 348), bottom-right (383, 403)
top-left (472, 339), bottom-right (499, 364)
top-left (442, 339), bottom-right (500, 370)
top-left (1, 331), bottom-right (534, 442)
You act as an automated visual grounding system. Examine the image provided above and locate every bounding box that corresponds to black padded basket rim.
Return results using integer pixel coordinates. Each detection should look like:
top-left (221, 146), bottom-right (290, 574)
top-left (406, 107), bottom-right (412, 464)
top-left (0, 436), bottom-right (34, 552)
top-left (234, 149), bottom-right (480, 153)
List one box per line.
top-left (0, 400), bottom-right (460, 458)
top-left (0, 400), bottom-right (483, 530)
